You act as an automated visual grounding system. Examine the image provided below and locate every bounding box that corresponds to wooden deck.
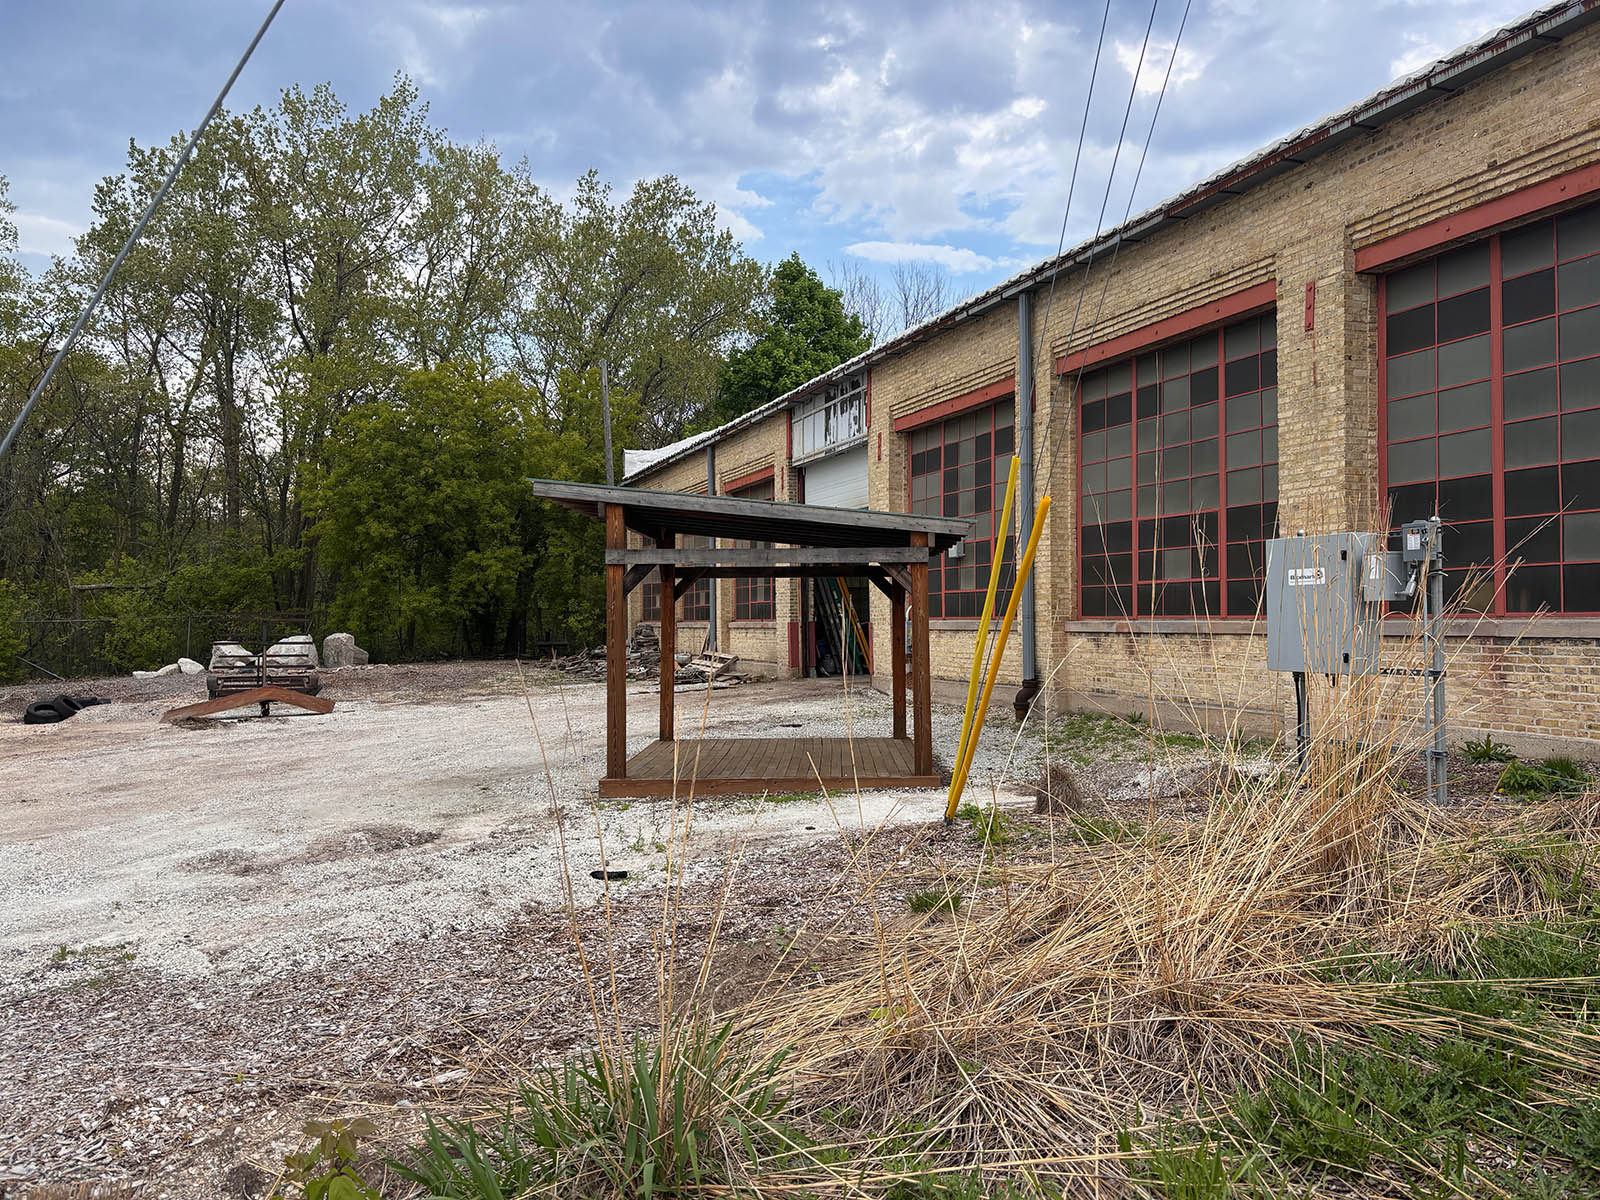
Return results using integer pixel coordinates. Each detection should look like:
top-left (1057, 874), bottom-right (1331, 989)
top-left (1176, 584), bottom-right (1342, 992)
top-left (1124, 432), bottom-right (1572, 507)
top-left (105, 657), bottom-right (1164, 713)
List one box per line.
top-left (598, 736), bottom-right (941, 798)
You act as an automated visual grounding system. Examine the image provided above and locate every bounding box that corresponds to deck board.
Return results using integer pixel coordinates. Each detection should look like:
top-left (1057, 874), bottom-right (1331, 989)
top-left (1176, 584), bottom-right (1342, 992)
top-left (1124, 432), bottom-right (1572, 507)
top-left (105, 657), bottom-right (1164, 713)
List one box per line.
top-left (600, 735), bottom-right (938, 798)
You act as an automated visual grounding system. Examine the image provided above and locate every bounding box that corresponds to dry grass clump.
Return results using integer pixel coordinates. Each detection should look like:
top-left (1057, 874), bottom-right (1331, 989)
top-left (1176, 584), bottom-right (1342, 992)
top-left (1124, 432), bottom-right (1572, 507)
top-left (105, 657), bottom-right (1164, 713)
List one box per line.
top-left (734, 689), bottom-right (1600, 1195)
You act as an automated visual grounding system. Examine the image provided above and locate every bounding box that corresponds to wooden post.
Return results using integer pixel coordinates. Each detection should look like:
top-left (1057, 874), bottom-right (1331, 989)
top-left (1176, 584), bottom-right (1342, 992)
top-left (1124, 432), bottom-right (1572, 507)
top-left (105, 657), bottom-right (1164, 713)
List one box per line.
top-left (658, 531), bottom-right (676, 743)
top-left (909, 533), bottom-right (933, 775)
top-left (891, 580), bottom-right (907, 740)
top-left (606, 503), bottom-right (627, 780)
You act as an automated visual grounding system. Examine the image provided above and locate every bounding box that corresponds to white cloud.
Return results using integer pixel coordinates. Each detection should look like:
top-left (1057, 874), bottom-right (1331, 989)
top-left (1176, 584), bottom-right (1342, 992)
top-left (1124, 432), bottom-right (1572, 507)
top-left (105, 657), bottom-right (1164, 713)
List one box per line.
top-left (845, 241), bottom-right (996, 273)
top-left (12, 210), bottom-right (80, 259)
top-left (1115, 38), bottom-right (1207, 98)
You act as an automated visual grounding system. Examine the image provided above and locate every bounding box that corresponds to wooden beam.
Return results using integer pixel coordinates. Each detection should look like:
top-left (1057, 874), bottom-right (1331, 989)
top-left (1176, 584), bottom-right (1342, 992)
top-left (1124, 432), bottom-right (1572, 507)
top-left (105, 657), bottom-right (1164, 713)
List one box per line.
top-left (160, 686), bottom-right (334, 723)
top-left (891, 580), bottom-right (907, 741)
top-left (664, 565), bottom-right (917, 581)
top-left (606, 503), bottom-right (628, 780)
top-left (674, 567), bottom-right (709, 597)
top-left (863, 567), bottom-right (896, 599)
top-left (659, 533), bottom-right (676, 743)
top-left (606, 546), bottom-right (933, 567)
top-left (910, 532), bottom-right (933, 776)
top-left (623, 564), bottom-right (654, 595)
top-left (881, 564), bottom-right (912, 593)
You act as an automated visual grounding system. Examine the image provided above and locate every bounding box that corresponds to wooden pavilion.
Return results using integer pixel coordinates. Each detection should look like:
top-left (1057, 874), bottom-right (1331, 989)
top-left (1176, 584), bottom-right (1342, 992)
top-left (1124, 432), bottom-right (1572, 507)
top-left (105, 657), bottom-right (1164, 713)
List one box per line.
top-left (528, 479), bottom-right (973, 798)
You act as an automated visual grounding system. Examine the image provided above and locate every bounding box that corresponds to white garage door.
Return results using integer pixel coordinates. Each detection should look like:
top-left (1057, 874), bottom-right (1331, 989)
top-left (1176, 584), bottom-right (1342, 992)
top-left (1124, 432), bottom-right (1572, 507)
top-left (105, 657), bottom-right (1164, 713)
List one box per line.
top-left (803, 446), bottom-right (869, 509)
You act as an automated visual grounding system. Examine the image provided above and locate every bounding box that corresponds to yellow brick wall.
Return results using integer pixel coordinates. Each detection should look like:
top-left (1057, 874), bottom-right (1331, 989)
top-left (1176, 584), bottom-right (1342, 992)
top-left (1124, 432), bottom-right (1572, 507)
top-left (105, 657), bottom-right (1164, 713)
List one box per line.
top-left (627, 416), bottom-right (798, 675)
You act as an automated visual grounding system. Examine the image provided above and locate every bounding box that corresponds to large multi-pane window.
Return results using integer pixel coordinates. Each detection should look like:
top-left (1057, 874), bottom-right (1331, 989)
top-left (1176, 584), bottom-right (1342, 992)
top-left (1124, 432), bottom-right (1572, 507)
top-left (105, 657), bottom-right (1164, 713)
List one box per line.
top-left (680, 534), bottom-right (712, 621)
top-left (909, 400), bottom-right (1016, 618)
top-left (732, 479), bottom-right (776, 620)
top-left (640, 534), bottom-right (713, 623)
top-left (1077, 311), bottom-right (1278, 618)
top-left (1382, 200), bottom-right (1600, 613)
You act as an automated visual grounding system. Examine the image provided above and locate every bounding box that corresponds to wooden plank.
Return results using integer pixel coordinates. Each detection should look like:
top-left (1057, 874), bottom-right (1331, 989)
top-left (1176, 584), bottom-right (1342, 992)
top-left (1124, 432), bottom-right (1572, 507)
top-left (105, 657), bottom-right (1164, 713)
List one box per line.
top-left (659, 542), bottom-right (676, 743)
top-left (891, 581), bottom-right (907, 740)
top-left (910, 532), bottom-right (933, 776)
top-left (160, 686), bottom-right (334, 724)
top-left (607, 546), bottom-right (933, 567)
top-left (599, 772), bottom-right (942, 799)
top-left (606, 503), bottom-right (628, 780)
top-left (623, 563), bottom-right (654, 595)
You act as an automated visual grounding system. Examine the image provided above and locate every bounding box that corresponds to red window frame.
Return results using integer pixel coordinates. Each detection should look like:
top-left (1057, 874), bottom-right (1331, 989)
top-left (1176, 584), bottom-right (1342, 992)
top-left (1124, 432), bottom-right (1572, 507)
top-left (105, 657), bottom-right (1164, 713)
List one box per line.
top-left (731, 479), bottom-right (776, 620)
top-left (679, 534), bottom-right (712, 621)
top-left (641, 537), bottom-right (661, 620)
top-left (1377, 198), bottom-right (1600, 615)
top-left (640, 534), bottom-right (714, 622)
top-left (1075, 311), bottom-right (1279, 619)
top-left (908, 399), bottom-right (1016, 619)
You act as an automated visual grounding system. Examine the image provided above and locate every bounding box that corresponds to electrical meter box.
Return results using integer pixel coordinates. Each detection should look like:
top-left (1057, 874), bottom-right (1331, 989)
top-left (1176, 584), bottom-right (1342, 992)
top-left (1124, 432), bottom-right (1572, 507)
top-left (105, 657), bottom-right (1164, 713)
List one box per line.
top-left (1266, 533), bottom-right (1383, 675)
top-left (1363, 549), bottom-right (1410, 603)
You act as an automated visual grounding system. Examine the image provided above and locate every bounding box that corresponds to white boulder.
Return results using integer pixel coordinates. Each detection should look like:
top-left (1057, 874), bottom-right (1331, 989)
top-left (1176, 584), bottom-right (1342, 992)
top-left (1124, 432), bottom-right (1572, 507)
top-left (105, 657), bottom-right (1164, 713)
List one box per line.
top-left (322, 632), bottom-right (370, 668)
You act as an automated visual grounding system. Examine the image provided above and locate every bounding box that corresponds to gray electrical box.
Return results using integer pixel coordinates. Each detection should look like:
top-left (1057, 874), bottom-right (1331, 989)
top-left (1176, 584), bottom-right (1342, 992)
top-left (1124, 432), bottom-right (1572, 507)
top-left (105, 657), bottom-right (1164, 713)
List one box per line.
top-left (1363, 549), bottom-right (1410, 603)
top-left (1265, 533), bottom-right (1383, 675)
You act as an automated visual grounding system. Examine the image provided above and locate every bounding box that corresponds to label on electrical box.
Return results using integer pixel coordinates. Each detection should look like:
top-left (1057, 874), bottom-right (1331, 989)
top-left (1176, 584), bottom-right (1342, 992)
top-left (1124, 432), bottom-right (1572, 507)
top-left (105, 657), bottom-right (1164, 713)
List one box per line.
top-left (1286, 567), bottom-right (1326, 587)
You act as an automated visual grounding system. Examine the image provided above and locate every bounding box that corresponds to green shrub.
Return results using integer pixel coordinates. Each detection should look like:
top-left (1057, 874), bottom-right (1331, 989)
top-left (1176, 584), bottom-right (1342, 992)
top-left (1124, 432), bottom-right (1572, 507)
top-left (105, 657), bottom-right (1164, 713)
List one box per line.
top-left (0, 580), bottom-right (23, 683)
top-left (1498, 759), bottom-right (1594, 798)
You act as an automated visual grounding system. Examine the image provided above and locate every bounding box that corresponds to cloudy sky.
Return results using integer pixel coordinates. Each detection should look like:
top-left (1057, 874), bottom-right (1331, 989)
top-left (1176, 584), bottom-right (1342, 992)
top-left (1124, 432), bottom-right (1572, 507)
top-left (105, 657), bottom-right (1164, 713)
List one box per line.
top-left (0, 0), bottom-right (1540, 296)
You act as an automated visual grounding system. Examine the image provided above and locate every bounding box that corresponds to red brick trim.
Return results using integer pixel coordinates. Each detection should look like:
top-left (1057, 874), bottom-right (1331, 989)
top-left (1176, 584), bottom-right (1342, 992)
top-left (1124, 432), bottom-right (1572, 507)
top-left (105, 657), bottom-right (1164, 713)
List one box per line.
top-left (722, 464), bottom-right (775, 494)
top-left (892, 376), bottom-right (1016, 433)
top-left (1055, 280), bottom-right (1277, 376)
top-left (1355, 161), bottom-right (1600, 272)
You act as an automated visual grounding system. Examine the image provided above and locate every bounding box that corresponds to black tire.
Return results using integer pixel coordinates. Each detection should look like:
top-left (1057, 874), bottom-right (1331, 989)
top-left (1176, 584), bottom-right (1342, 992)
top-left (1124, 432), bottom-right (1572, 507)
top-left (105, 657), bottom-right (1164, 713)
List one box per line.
top-left (23, 701), bottom-right (66, 725)
top-left (53, 694), bottom-right (84, 714)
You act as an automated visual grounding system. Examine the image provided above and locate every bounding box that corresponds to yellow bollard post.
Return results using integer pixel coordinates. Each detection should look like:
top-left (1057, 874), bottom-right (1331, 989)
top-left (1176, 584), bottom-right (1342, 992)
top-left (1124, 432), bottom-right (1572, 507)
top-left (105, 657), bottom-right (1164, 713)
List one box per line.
top-left (952, 455), bottom-right (1019, 784)
top-left (944, 493), bottom-right (1052, 821)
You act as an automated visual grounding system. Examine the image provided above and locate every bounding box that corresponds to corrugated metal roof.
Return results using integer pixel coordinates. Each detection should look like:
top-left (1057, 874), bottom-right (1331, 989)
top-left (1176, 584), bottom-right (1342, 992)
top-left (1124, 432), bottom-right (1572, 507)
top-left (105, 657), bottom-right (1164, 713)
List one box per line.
top-left (625, 0), bottom-right (1599, 483)
top-left (529, 478), bottom-right (973, 552)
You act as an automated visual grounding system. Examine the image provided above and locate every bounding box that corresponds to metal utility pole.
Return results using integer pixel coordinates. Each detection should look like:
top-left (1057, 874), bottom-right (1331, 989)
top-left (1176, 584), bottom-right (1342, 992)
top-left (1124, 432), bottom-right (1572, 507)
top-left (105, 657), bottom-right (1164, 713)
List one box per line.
top-left (0, 0), bottom-right (288, 463)
top-left (1425, 516), bottom-right (1447, 806)
top-left (599, 360), bottom-right (615, 486)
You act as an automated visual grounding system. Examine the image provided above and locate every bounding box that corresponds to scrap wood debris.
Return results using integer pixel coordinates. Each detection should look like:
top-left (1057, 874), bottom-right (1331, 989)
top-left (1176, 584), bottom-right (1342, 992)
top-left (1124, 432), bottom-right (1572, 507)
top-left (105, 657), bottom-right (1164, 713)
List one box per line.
top-left (538, 625), bottom-right (746, 685)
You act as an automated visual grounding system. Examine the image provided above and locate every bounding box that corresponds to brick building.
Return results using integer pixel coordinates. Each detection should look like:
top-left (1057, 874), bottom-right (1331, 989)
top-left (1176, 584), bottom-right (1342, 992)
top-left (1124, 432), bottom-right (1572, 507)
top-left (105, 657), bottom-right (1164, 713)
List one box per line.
top-left (624, 2), bottom-right (1600, 756)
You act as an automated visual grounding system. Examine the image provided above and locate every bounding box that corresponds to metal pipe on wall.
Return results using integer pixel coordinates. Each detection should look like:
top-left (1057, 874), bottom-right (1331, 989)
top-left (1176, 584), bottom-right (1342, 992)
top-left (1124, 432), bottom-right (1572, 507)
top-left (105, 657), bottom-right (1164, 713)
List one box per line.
top-left (705, 444), bottom-right (717, 650)
top-left (1013, 290), bottom-right (1041, 717)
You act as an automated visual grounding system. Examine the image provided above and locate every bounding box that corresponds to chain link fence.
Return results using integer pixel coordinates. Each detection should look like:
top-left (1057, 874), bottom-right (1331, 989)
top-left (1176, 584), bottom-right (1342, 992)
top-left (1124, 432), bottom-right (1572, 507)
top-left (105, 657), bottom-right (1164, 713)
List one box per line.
top-left (16, 610), bottom-right (320, 681)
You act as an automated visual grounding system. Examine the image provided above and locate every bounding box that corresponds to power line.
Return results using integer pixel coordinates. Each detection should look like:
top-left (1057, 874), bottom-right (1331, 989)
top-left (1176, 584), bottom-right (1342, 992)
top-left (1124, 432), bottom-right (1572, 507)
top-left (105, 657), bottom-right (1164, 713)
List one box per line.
top-left (1031, 0), bottom-right (1114, 361)
top-left (1036, 0), bottom-right (1191, 489)
top-left (0, 0), bottom-right (288, 463)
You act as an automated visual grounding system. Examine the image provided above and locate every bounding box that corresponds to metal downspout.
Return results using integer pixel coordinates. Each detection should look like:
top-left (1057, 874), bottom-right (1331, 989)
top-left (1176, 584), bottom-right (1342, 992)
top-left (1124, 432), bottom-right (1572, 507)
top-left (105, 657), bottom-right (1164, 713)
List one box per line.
top-left (1014, 290), bottom-right (1040, 718)
top-left (705, 444), bottom-right (717, 650)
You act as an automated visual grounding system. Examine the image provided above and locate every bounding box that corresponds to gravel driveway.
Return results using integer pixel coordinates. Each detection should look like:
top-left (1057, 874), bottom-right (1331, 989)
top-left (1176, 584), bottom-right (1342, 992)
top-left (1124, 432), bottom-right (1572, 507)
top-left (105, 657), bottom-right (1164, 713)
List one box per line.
top-left (0, 664), bottom-right (1043, 1196)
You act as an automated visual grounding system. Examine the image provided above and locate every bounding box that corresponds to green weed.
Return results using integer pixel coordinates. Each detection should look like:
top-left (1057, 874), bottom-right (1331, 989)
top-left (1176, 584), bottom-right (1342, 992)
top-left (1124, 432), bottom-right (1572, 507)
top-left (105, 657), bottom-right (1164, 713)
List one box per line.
top-left (906, 888), bottom-right (963, 916)
top-left (956, 803), bottom-right (1015, 847)
top-left (1462, 732), bottom-right (1516, 763)
top-left (392, 1022), bottom-right (793, 1199)
top-left (1498, 758), bottom-right (1594, 798)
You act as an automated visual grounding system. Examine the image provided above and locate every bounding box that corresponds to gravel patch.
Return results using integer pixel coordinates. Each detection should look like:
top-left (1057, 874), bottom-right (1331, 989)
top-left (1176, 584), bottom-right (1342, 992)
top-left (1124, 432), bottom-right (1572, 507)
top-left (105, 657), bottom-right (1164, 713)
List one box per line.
top-left (0, 666), bottom-right (1052, 1196)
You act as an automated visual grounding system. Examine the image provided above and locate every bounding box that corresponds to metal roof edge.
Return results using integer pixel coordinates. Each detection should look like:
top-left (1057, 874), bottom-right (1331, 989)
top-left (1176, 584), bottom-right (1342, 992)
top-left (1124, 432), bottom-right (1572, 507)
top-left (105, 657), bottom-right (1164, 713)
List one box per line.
top-left (626, 0), bottom-right (1599, 484)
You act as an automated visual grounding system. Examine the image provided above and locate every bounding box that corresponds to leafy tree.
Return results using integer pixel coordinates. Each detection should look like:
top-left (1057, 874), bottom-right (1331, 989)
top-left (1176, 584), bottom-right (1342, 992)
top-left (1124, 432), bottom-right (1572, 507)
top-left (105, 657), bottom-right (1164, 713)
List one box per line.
top-left (712, 253), bottom-right (867, 426)
top-left (513, 171), bottom-right (767, 445)
top-left (309, 366), bottom-right (535, 659)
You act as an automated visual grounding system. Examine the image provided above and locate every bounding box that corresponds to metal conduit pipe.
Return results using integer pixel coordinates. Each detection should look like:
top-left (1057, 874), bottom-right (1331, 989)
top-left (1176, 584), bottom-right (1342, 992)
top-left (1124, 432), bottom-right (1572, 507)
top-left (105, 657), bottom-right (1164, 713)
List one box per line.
top-left (705, 444), bottom-right (717, 649)
top-left (1013, 290), bottom-right (1041, 718)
